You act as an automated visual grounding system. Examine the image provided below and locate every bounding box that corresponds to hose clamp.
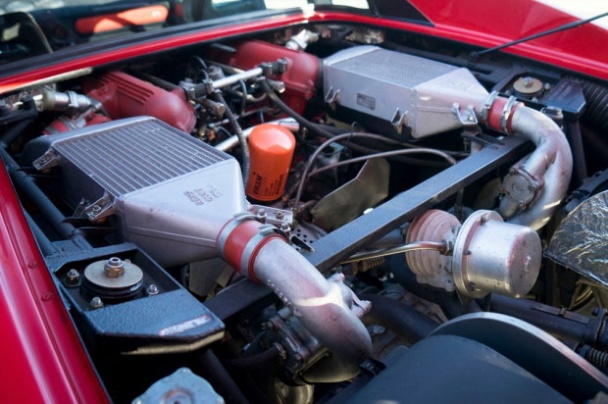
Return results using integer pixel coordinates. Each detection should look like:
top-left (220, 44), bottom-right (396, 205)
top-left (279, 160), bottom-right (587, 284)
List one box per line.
top-left (480, 91), bottom-right (499, 127)
top-left (500, 96), bottom-right (518, 134)
top-left (216, 212), bottom-right (256, 252)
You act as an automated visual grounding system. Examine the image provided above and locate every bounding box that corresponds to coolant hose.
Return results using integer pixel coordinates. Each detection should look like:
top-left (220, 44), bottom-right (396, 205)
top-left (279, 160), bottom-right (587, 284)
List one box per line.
top-left (218, 217), bottom-right (372, 364)
top-left (484, 97), bottom-right (573, 229)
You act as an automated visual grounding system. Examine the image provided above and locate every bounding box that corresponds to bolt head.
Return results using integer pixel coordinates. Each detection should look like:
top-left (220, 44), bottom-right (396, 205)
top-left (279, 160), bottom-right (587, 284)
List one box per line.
top-left (67, 268), bottom-right (80, 280)
top-left (90, 296), bottom-right (103, 309)
top-left (147, 284), bottom-right (159, 296)
top-left (65, 269), bottom-right (81, 285)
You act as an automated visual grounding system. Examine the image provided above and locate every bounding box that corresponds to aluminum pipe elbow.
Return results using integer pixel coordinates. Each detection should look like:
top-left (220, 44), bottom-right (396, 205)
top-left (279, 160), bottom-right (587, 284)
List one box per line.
top-left (253, 238), bottom-right (372, 364)
top-left (218, 217), bottom-right (372, 364)
top-left (497, 106), bottom-right (573, 229)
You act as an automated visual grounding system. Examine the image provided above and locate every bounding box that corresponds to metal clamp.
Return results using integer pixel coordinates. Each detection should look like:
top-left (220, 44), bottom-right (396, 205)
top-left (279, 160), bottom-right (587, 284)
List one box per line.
top-left (452, 103), bottom-right (478, 126)
top-left (479, 91), bottom-right (499, 126)
top-left (500, 96), bottom-right (518, 134)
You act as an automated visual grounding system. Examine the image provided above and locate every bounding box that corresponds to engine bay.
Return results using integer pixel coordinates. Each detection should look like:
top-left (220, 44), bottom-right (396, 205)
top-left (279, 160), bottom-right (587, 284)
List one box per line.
top-left (2, 22), bottom-right (608, 402)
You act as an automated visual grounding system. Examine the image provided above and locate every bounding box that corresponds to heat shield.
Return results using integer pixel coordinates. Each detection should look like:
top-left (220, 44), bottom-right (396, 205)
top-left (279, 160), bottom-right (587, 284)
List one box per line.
top-left (545, 190), bottom-right (608, 286)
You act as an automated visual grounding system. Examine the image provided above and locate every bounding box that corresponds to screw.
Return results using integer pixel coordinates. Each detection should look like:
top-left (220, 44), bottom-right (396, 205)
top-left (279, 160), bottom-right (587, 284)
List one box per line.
top-left (275, 211), bottom-right (284, 220)
top-left (90, 296), bottom-right (103, 309)
top-left (147, 284), bottom-right (159, 296)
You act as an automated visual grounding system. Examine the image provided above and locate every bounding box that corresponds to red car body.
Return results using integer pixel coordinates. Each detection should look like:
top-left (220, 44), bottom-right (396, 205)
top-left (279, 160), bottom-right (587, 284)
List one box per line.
top-left (1, 0), bottom-right (607, 401)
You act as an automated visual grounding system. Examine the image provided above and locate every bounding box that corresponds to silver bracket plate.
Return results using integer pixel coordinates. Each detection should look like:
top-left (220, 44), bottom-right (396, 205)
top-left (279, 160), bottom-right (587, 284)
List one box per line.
top-left (33, 149), bottom-right (61, 170)
top-left (391, 108), bottom-right (409, 134)
top-left (452, 103), bottom-right (478, 126)
top-left (84, 192), bottom-right (116, 221)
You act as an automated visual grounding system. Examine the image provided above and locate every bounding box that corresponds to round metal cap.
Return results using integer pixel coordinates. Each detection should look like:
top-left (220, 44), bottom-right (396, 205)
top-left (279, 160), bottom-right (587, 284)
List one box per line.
top-left (84, 258), bottom-right (144, 290)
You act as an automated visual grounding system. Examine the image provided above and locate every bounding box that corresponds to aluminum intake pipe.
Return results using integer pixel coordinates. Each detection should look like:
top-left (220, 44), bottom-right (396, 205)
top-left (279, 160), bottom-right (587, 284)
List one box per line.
top-left (482, 96), bottom-right (573, 229)
top-left (218, 215), bottom-right (372, 364)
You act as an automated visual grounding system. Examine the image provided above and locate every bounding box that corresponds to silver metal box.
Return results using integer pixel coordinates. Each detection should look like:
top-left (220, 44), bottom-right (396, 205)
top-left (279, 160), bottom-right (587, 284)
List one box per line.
top-left (323, 46), bottom-right (489, 139)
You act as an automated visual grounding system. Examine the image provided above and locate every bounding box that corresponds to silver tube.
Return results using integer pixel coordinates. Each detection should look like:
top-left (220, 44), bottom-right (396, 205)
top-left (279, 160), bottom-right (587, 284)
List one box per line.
top-left (497, 106), bottom-right (573, 229)
top-left (212, 67), bottom-right (263, 90)
top-left (253, 238), bottom-right (372, 364)
top-left (341, 241), bottom-right (447, 265)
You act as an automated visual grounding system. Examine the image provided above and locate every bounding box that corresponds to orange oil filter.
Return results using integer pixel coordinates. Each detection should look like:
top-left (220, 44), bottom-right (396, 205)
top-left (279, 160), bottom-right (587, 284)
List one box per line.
top-left (246, 124), bottom-right (296, 201)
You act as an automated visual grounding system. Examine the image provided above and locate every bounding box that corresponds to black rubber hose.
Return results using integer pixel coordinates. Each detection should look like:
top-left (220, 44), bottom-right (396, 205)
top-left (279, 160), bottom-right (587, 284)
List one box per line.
top-left (565, 120), bottom-right (588, 185)
top-left (0, 98), bottom-right (38, 147)
top-left (23, 210), bottom-right (59, 256)
top-left (260, 78), bottom-right (336, 139)
top-left (0, 148), bottom-right (91, 249)
top-left (489, 293), bottom-right (603, 346)
top-left (1, 117), bottom-right (36, 148)
top-left (224, 344), bottom-right (282, 368)
top-left (361, 293), bottom-right (439, 346)
top-left (212, 90), bottom-right (250, 185)
top-left (197, 350), bottom-right (249, 404)
top-left (582, 81), bottom-right (608, 135)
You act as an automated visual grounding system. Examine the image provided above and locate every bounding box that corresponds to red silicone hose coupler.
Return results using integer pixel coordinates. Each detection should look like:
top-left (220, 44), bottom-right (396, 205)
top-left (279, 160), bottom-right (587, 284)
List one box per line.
top-left (246, 124), bottom-right (296, 201)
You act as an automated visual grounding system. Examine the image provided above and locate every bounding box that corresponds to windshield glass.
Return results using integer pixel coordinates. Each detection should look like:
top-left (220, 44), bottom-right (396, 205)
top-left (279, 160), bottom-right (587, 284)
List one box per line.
top-left (0, 0), bottom-right (368, 60)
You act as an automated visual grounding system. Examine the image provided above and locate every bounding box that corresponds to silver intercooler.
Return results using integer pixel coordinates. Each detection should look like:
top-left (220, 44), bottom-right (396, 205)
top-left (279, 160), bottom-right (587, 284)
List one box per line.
top-left (33, 116), bottom-right (247, 267)
top-left (323, 46), bottom-right (489, 139)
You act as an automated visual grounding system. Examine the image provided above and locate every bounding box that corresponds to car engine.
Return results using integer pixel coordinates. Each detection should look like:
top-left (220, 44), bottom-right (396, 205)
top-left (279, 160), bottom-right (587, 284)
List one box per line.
top-left (2, 23), bottom-right (608, 402)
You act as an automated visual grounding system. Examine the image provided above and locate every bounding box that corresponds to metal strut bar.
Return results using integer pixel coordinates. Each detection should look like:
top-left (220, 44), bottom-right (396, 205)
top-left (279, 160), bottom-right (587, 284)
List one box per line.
top-left (305, 135), bottom-right (531, 272)
top-left (207, 135), bottom-right (531, 322)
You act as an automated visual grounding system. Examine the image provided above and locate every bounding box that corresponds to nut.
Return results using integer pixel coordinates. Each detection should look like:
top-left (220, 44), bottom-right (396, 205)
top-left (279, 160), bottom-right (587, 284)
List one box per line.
top-left (104, 257), bottom-right (125, 278)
